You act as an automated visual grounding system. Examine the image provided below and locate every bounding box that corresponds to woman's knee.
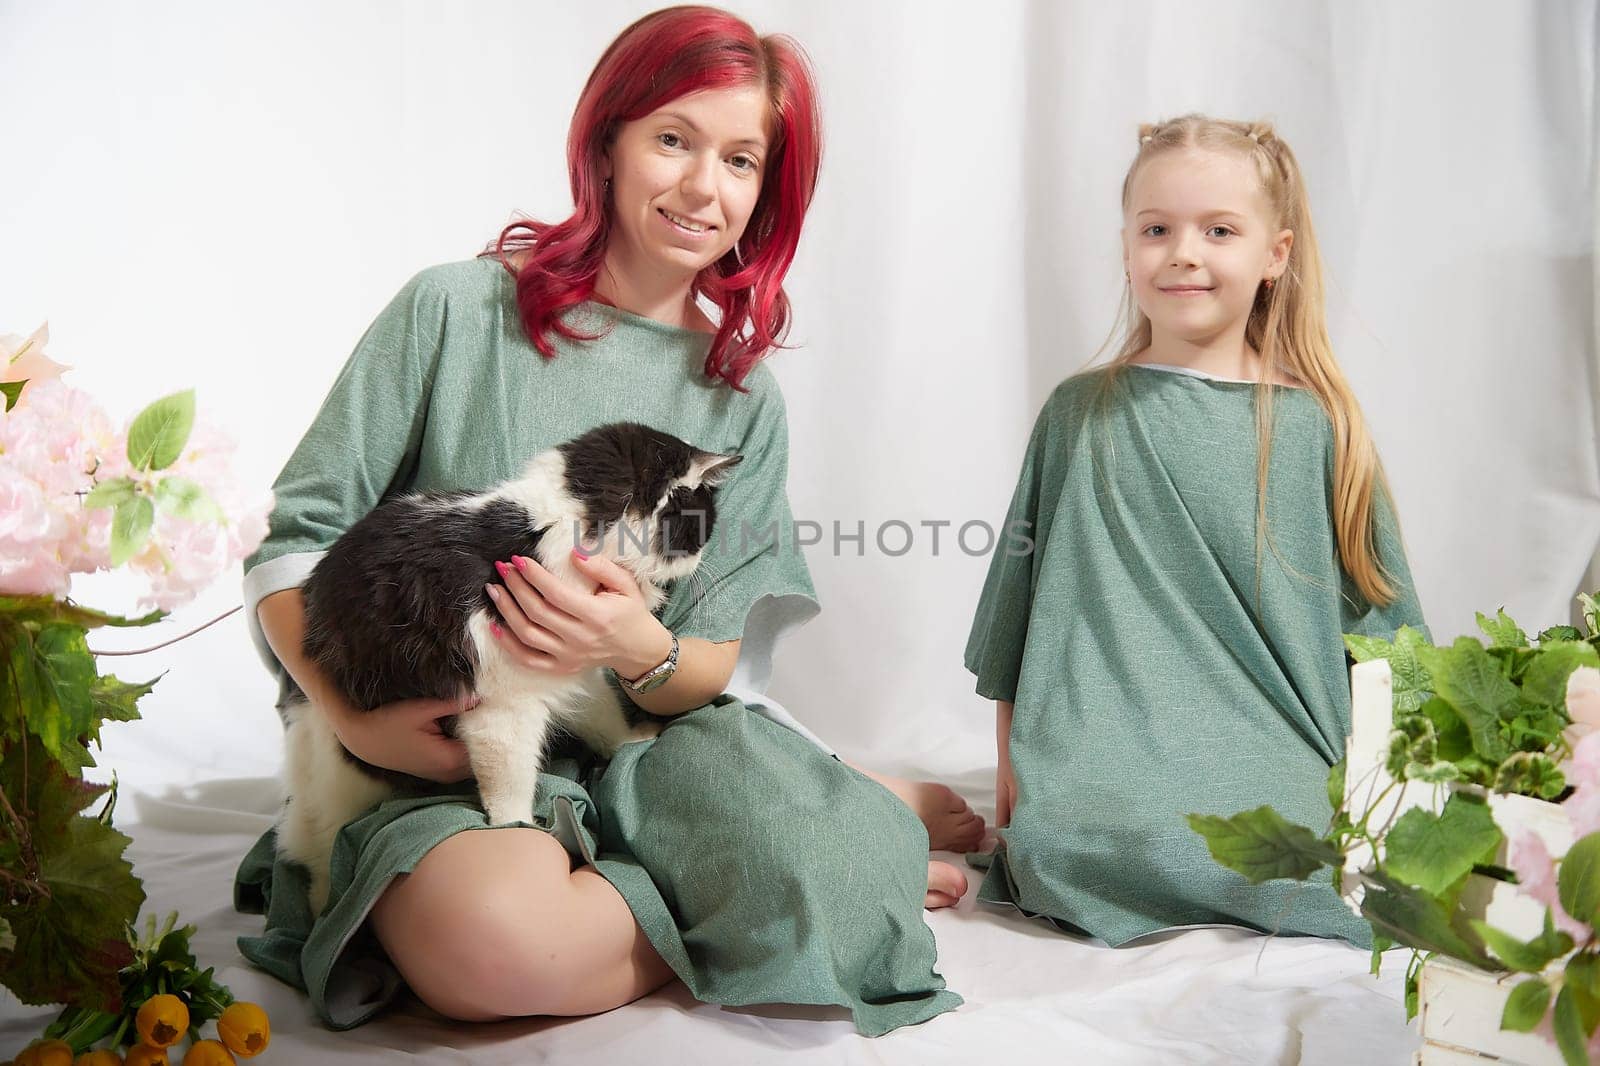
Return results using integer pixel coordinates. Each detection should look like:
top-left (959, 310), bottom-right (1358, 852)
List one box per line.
top-left (371, 828), bottom-right (594, 1018)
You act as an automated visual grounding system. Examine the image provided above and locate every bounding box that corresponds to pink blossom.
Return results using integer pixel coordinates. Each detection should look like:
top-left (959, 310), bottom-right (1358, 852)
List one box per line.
top-left (0, 367), bottom-right (270, 609)
top-left (1564, 666), bottom-right (1600, 749)
top-left (1533, 1009), bottom-right (1600, 1059)
top-left (0, 469), bottom-right (61, 545)
top-left (1505, 830), bottom-right (1588, 939)
top-left (1571, 729), bottom-right (1600, 787)
top-left (114, 415), bottom-right (273, 611)
top-left (0, 386), bottom-right (98, 598)
top-left (0, 553), bottom-right (70, 597)
top-left (0, 324), bottom-right (69, 408)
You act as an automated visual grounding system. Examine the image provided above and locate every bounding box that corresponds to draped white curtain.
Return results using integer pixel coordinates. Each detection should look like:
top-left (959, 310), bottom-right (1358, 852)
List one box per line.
top-left (0, 0), bottom-right (1594, 794)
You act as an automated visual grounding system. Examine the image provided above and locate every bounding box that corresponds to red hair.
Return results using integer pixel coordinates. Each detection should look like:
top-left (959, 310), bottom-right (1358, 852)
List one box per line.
top-left (493, 6), bottom-right (823, 390)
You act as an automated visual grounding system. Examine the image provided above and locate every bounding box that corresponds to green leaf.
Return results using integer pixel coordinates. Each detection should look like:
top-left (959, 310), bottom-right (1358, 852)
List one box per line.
top-left (1404, 950), bottom-right (1425, 1020)
top-left (152, 476), bottom-right (224, 523)
top-left (1454, 755), bottom-right (1497, 787)
top-left (1404, 760), bottom-right (1464, 784)
top-left (1345, 625), bottom-right (1432, 713)
top-left (1553, 987), bottom-right (1589, 1066)
top-left (1582, 593), bottom-right (1600, 638)
top-left (1383, 793), bottom-right (1504, 896)
top-left (0, 815), bottom-right (144, 1011)
top-left (1489, 645), bottom-right (1541, 684)
top-left (1541, 625), bottom-right (1585, 644)
top-left (1186, 806), bottom-right (1342, 884)
top-left (89, 673), bottom-right (154, 728)
top-left (1415, 637), bottom-right (1516, 762)
top-left (1558, 833), bottom-right (1600, 928)
top-left (1388, 715), bottom-right (1437, 778)
top-left (126, 389), bottom-right (195, 472)
top-left (1420, 697), bottom-right (1474, 762)
top-left (2, 735), bottom-right (110, 849)
top-left (1327, 758), bottom-right (1346, 812)
top-left (110, 496), bottom-right (155, 567)
top-left (1469, 919), bottom-right (1574, 973)
top-left (1344, 632), bottom-right (1392, 662)
top-left (1494, 752), bottom-right (1567, 800)
top-left (82, 477), bottom-right (138, 511)
top-left (0, 380), bottom-right (25, 411)
top-left (1567, 953), bottom-right (1600, 1000)
top-left (1523, 641), bottom-right (1600, 707)
top-left (1359, 869), bottom-right (1497, 970)
top-left (1370, 933), bottom-right (1394, 975)
top-left (1504, 700), bottom-right (1569, 754)
top-left (1479, 608), bottom-right (1530, 648)
top-left (1501, 977), bottom-right (1551, 1032)
top-left (14, 623), bottom-right (100, 773)
top-left (0, 596), bottom-right (164, 630)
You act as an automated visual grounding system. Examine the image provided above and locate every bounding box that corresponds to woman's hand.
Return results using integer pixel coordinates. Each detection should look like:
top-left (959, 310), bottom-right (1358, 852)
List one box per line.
top-left (485, 549), bottom-right (673, 681)
top-left (996, 699), bottom-right (1017, 828)
top-left (325, 691), bottom-right (477, 784)
top-left (257, 587), bottom-right (475, 783)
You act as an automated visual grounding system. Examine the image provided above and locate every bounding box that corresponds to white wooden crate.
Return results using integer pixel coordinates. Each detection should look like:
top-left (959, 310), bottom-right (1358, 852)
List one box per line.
top-left (1414, 956), bottom-right (1564, 1065)
top-left (1344, 661), bottom-right (1574, 1065)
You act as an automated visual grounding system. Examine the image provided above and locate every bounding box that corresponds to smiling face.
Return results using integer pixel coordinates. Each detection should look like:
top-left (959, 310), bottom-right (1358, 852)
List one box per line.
top-left (602, 86), bottom-right (771, 288)
top-left (1122, 148), bottom-right (1293, 350)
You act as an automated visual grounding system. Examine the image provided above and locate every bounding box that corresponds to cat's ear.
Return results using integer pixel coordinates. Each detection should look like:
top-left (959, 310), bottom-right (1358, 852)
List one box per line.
top-left (691, 451), bottom-right (743, 487)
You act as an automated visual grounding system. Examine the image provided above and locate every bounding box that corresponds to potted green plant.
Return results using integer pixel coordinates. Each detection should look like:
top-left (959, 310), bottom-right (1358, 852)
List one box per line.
top-left (1190, 598), bottom-right (1600, 1065)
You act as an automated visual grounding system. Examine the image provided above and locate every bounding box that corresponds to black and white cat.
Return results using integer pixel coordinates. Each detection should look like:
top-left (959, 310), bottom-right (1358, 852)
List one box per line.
top-left (278, 421), bottom-right (739, 912)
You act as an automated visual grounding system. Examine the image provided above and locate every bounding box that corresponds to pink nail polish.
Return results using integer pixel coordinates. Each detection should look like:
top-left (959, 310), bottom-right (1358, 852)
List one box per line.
top-left (495, 560), bottom-right (510, 578)
top-left (513, 555), bottom-right (530, 571)
top-left (490, 621), bottom-right (503, 637)
top-left (572, 545), bottom-right (590, 560)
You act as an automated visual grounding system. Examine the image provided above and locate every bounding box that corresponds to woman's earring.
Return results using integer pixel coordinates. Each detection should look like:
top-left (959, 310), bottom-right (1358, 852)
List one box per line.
top-left (1124, 271), bottom-right (1131, 284)
top-left (1263, 277), bottom-right (1275, 291)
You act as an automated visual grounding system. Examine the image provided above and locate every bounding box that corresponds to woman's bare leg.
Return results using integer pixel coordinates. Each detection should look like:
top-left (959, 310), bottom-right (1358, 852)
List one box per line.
top-left (853, 766), bottom-right (987, 853)
top-left (370, 827), bottom-right (674, 1020)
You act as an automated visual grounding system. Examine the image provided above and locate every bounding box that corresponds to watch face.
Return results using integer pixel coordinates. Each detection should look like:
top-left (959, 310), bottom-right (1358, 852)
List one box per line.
top-left (631, 665), bottom-right (674, 693)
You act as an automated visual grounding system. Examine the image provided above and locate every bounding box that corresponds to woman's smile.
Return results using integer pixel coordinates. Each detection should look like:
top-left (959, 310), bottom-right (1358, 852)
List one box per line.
top-left (658, 207), bottom-right (716, 237)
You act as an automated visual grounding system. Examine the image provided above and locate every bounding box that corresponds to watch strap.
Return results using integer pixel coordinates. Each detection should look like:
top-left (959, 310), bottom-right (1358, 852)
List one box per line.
top-left (618, 632), bottom-right (679, 694)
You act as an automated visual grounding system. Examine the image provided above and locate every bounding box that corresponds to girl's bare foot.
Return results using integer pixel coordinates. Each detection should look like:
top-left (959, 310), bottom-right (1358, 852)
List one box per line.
top-left (925, 860), bottom-right (968, 910)
top-left (856, 767), bottom-right (987, 852)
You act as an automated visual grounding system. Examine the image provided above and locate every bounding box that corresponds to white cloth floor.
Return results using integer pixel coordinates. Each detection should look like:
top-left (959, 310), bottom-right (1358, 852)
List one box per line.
top-left (1, 774), bottom-right (1418, 1065)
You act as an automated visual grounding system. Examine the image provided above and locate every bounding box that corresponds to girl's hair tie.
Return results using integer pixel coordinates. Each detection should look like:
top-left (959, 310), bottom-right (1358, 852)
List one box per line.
top-left (1140, 134), bottom-right (1154, 145)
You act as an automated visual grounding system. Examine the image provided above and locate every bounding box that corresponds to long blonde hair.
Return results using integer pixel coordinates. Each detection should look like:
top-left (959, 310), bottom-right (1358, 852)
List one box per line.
top-left (1099, 114), bottom-right (1397, 606)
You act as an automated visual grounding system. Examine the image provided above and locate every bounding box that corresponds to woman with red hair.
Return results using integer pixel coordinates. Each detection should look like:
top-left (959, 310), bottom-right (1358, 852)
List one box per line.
top-left (234, 6), bottom-right (969, 1036)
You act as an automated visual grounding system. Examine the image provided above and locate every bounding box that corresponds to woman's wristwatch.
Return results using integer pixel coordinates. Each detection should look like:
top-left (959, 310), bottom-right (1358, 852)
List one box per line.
top-left (616, 632), bottom-right (680, 694)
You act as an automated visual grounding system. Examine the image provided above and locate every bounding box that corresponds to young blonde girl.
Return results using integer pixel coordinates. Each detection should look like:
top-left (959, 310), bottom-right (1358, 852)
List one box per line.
top-left (966, 114), bottom-right (1427, 944)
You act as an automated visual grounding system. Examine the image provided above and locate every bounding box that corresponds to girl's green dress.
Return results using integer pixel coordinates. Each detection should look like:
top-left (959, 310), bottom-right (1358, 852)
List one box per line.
top-left (965, 364), bottom-right (1428, 947)
top-left (233, 257), bottom-right (960, 1036)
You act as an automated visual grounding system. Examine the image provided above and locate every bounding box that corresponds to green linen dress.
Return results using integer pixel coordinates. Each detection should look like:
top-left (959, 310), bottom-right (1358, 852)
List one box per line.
top-left (233, 257), bottom-right (960, 1036)
top-left (964, 363), bottom-right (1428, 947)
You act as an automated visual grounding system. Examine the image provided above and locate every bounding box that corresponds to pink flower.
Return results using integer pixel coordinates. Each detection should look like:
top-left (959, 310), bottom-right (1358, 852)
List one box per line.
top-left (0, 324), bottom-right (70, 409)
top-left (1564, 666), bottom-right (1600, 749)
top-left (1506, 830), bottom-right (1588, 939)
top-left (0, 469), bottom-right (60, 545)
top-left (112, 415), bottom-right (273, 611)
top-left (1533, 1008), bottom-right (1600, 1059)
top-left (0, 401), bottom-right (88, 598)
top-left (0, 353), bottom-right (271, 609)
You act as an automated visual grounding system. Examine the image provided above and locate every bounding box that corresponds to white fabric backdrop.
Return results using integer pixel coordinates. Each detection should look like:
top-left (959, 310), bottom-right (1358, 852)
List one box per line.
top-left (0, 0), bottom-right (1595, 903)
